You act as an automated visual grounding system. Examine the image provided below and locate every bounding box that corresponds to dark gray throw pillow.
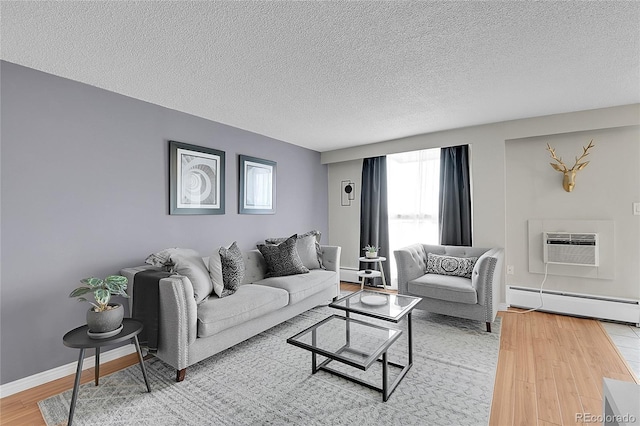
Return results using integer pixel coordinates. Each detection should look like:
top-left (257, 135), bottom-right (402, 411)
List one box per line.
top-left (258, 234), bottom-right (309, 278)
top-left (265, 230), bottom-right (324, 270)
top-left (426, 253), bottom-right (477, 278)
top-left (218, 241), bottom-right (244, 297)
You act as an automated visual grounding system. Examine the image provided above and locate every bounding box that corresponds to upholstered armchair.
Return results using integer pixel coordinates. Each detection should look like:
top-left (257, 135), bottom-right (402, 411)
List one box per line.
top-left (394, 244), bottom-right (504, 332)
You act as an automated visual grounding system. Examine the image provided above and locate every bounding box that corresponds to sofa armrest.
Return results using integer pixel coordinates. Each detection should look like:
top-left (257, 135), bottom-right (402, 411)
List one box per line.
top-left (394, 244), bottom-right (427, 295)
top-left (121, 266), bottom-right (198, 367)
top-left (472, 248), bottom-right (504, 318)
top-left (157, 275), bottom-right (198, 369)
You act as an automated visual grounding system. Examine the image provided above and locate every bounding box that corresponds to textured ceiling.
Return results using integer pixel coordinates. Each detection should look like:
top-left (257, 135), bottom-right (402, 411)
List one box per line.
top-left (1, 1), bottom-right (639, 152)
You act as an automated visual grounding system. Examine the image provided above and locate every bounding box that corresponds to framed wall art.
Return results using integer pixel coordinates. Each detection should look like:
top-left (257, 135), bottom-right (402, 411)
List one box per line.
top-left (239, 155), bottom-right (276, 214)
top-left (169, 141), bottom-right (225, 215)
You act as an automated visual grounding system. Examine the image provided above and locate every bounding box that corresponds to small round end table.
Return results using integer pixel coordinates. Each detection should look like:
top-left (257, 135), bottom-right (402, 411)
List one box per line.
top-left (63, 318), bottom-right (151, 426)
top-left (358, 256), bottom-right (388, 290)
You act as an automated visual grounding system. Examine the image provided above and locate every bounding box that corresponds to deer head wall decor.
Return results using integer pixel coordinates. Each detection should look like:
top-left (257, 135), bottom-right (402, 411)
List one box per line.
top-left (546, 140), bottom-right (595, 192)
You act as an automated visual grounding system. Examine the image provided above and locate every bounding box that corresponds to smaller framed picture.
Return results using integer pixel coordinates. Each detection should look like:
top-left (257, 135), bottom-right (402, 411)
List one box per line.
top-left (239, 155), bottom-right (276, 215)
top-left (169, 141), bottom-right (225, 215)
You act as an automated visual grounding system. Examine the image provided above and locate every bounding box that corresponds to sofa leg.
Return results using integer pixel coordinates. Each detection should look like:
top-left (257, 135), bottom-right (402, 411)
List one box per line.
top-left (486, 322), bottom-right (492, 333)
top-left (176, 368), bottom-right (186, 382)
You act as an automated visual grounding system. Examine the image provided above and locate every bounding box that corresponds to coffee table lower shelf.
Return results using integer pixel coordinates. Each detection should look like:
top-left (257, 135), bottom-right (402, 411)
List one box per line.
top-left (287, 315), bottom-right (411, 402)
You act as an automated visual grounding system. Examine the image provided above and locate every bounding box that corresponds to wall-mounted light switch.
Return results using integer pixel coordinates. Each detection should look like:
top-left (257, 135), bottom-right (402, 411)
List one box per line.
top-left (634, 202), bottom-right (640, 216)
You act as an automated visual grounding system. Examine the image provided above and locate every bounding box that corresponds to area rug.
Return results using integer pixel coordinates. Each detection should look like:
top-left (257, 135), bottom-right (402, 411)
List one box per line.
top-left (39, 301), bottom-right (501, 426)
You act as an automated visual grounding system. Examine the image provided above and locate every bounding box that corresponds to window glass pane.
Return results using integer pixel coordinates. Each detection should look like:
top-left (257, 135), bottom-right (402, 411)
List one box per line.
top-left (387, 148), bottom-right (440, 286)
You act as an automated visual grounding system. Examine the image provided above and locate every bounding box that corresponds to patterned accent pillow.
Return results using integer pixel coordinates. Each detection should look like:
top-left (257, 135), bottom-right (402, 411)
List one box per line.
top-left (258, 234), bottom-right (310, 278)
top-left (265, 230), bottom-right (324, 270)
top-left (426, 253), bottom-right (477, 278)
top-left (218, 242), bottom-right (244, 297)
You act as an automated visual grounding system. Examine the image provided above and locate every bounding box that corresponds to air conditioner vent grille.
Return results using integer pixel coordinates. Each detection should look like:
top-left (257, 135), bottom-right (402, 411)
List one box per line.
top-left (543, 232), bottom-right (599, 266)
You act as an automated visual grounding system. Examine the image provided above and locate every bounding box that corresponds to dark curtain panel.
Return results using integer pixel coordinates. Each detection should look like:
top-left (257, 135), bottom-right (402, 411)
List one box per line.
top-left (360, 156), bottom-right (390, 287)
top-left (439, 145), bottom-right (472, 246)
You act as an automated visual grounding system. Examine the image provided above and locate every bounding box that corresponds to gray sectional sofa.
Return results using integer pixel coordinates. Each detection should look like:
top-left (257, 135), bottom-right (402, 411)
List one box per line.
top-left (121, 245), bottom-right (341, 381)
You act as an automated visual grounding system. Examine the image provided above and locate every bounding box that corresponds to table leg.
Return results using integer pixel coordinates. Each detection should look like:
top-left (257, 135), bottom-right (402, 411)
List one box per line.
top-left (382, 351), bottom-right (389, 402)
top-left (68, 348), bottom-right (85, 426)
top-left (311, 329), bottom-right (317, 374)
top-left (94, 347), bottom-right (100, 386)
top-left (133, 336), bottom-right (151, 392)
top-left (408, 313), bottom-right (413, 365)
top-left (379, 260), bottom-right (388, 289)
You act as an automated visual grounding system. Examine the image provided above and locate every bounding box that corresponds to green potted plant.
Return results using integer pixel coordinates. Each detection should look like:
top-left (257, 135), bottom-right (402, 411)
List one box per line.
top-left (69, 275), bottom-right (129, 336)
top-left (363, 245), bottom-right (379, 259)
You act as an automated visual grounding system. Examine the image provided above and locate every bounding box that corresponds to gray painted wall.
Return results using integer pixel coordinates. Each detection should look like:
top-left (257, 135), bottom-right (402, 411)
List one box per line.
top-left (0, 61), bottom-right (328, 384)
top-left (323, 105), bottom-right (639, 304)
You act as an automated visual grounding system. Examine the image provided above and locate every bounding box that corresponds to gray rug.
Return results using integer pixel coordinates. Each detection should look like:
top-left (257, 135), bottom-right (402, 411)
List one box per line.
top-left (39, 303), bottom-right (501, 426)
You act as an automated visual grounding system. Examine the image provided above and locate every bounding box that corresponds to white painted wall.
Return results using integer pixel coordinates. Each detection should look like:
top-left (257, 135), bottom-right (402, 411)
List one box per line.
top-left (506, 126), bottom-right (640, 299)
top-left (322, 104), bottom-right (640, 303)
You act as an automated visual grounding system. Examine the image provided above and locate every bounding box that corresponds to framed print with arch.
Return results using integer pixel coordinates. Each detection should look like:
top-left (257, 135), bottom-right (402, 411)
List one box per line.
top-left (169, 141), bottom-right (225, 215)
top-left (239, 155), bottom-right (276, 214)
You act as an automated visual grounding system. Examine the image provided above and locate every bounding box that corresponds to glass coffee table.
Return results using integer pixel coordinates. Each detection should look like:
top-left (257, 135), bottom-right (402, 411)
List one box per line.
top-left (288, 290), bottom-right (422, 401)
top-left (287, 315), bottom-right (402, 401)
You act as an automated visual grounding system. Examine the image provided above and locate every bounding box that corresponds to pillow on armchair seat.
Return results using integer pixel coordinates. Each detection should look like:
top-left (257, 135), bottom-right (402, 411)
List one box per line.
top-left (426, 253), bottom-right (477, 279)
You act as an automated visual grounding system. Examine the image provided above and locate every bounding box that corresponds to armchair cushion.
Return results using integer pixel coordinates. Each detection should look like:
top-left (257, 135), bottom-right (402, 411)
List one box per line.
top-left (408, 274), bottom-right (477, 304)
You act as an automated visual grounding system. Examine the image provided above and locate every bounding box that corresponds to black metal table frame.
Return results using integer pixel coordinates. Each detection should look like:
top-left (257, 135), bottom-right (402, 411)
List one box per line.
top-left (63, 318), bottom-right (151, 426)
top-left (328, 291), bottom-right (421, 401)
top-left (287, 315), bottom-right (404, 402)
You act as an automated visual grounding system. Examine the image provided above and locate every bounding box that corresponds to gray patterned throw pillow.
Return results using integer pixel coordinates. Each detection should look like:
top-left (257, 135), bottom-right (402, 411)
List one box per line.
top-left (265, 230), bottom-right (324, 270)
top-left (258, 234), bottom-right (309, 278)
top-left (218, 241), bottom-right (244, 297)
top-left (426, 253), bottom-right (477, 278)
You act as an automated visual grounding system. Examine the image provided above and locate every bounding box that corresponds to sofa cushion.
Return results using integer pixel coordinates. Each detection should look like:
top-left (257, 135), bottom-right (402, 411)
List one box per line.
top-left (408, 274), bottom-right (478, 304)
top-left (426, 253), bottom-right (477, 278)
top-left (265, 230), bottom-right (324, 270)
top-left (258, 235), bottom-right (309, 278)
top-left (196, 284), bottom-right (288, 337)
top-left (255, 269), bottom-right (335, 305)
top-left (170, 253), bottom-right (213, 304)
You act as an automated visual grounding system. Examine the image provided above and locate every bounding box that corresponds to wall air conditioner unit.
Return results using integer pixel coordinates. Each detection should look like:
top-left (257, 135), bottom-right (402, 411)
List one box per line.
top-left (543, 232), bottom-right (599, 266)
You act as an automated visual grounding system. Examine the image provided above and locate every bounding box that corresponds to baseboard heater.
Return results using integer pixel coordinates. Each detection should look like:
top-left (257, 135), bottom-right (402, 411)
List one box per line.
top-left (507, 286), bottom-right (640, 326)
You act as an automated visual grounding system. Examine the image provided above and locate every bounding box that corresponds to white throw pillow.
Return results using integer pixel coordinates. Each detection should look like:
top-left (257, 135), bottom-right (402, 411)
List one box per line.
top-left (170, 253), bottom-right (213, 304)
top-left (208, 251), bottom-right (224, 298)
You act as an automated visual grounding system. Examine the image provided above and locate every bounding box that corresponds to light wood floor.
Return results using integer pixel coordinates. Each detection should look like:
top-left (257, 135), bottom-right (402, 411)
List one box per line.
top-left (1, 284), bottom-right (637, 426)
top-left (490, 308), bottom-right (638, 426)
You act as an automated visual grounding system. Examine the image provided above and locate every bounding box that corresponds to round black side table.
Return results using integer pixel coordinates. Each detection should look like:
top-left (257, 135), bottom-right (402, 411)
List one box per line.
top-left (63, 318), bottom-right (151, 426)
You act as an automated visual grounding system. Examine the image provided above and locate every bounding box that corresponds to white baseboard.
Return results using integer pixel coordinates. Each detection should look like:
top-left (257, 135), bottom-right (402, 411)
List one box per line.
top-left (340, 268), bottom-right (360, 283)
top-left (498, 302), bottom-right (509, 312)
top-left (507, 285), bottom-right (640, 325)
top-left (0, 344), bottom-right (136, 398)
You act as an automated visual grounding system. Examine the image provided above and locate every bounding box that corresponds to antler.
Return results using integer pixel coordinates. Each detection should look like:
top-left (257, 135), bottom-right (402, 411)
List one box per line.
top-left (570, 140), bottom-right (594, 171)
top-left (546, 143), bottom-right (567, 172)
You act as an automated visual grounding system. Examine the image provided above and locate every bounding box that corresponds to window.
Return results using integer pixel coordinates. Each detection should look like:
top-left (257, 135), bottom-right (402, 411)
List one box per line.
top-left (387, 148), bottom-right (440, 285)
